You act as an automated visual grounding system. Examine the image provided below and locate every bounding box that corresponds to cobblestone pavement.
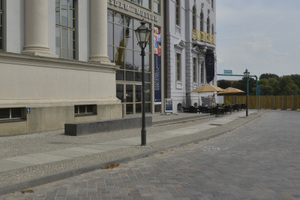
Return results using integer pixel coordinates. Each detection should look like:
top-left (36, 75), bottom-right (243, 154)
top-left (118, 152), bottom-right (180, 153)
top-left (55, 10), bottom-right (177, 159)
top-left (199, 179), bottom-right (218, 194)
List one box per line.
top-left (1, 110), bottom-right (300, 200)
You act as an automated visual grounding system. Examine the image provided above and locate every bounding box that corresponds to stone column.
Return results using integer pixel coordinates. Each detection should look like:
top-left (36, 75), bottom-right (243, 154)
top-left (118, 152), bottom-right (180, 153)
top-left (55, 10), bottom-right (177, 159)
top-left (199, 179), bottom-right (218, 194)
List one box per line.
top-left (23, 0), bottom-right (57, 57)
top-left (89, 0), bottom-right (111, 64)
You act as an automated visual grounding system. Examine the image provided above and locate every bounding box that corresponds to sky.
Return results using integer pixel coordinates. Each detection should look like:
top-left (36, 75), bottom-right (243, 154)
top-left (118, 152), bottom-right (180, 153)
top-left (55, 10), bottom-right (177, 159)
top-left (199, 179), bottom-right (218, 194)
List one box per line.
top-left (216, 0), bottom-right (300, 80)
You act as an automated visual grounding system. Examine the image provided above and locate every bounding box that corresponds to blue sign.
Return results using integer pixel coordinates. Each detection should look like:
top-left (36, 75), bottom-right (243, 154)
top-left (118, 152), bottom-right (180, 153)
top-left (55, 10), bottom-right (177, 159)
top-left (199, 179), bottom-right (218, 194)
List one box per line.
top-left (257, 85), bottom-right (261, 95)
top-left (27, 108), bottom-right (31, 114)
top-left (224, 70), bottom-right (232, 75)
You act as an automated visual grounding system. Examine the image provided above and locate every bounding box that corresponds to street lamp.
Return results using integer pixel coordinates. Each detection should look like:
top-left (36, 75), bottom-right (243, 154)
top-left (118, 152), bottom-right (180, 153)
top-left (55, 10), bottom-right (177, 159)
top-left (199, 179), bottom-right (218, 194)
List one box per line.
top-left (135, 21), bottom-right (151, 146)
top-left (244, 69), bottom-right (250, 117)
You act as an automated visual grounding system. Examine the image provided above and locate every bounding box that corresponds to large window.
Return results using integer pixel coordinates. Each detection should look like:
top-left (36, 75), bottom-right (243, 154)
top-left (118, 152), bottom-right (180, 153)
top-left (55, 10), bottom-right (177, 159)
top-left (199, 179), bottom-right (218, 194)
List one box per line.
top-left (0, 0), bottom-right (3, 50)
top-left (201, 63), bottom-right (204, 84)
top-left (175, 0), bottom-right (180, 26)
top-left (200, 12), bottom-right (204, 31)
top-left (176, 53), bottom-right (181, 81)
top-left (56, 0), bottom-right (76, 59)
top-left (192, 6), bottom-right (196, 30)
top-left (108, 10), bottom-right (152, 115)
top-left (207, 17), bottom-right (210, 34)
top-left (193, 58), bottom-right (197, 83)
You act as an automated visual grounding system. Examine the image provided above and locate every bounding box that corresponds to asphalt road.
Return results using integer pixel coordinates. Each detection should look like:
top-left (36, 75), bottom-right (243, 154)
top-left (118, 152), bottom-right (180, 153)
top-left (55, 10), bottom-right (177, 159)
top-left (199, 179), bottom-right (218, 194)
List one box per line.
top-left (2, 110), bottom-right (300, 200)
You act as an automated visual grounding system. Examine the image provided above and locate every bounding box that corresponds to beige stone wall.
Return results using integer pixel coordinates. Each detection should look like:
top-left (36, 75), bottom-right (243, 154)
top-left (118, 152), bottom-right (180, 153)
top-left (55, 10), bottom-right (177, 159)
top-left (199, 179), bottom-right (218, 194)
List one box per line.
top-left (0, 53), bottom-right (122, 136)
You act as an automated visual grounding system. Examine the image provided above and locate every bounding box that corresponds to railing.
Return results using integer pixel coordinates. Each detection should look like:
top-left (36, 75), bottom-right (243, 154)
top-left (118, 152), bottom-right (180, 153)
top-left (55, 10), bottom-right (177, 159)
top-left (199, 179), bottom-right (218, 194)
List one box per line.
top-left (192, 29), bottom-right (215, 45)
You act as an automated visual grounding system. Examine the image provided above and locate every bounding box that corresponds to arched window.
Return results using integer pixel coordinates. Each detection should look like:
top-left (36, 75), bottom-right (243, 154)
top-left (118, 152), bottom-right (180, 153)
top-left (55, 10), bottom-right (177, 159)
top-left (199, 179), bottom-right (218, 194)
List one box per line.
top-left (176, 0), bottom-right (180, 26)
top-left (192, 6), bottom-right (196, 30)
top-left (207, 17), bottom-right (210, 33)
top-left (212, 24), bottom-right (214, 35)
top-left (200, 12), bottom-right (204, 31)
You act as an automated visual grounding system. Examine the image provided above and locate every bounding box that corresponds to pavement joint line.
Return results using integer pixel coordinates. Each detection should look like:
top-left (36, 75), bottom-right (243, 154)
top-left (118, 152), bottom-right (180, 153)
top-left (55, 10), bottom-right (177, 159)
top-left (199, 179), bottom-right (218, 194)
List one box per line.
top-left (0, 111), bottom-right (263, 196)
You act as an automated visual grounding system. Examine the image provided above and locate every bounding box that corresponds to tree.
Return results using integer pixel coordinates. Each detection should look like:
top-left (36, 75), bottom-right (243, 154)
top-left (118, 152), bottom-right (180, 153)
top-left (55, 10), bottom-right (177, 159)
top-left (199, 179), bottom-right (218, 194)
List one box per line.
top-left (259, 73), bottom-right (279, 80)
top-left (279, 76), bottom-right (300, 95)
top-left (217, 80), bottom-right (232, 89)
top-left (291, 74), bottom-right (300, 89)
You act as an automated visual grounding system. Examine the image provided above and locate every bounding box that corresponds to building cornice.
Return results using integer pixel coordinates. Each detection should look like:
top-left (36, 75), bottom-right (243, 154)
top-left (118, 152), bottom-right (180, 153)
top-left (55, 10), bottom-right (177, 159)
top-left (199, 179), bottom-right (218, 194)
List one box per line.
top-left (0, 52), bottom-right (119, 74)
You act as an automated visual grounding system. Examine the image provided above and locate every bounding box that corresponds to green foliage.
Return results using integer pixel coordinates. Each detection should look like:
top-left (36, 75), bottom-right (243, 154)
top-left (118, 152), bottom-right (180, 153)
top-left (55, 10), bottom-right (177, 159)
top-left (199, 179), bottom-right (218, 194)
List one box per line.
top-left (218, 73), bottom-right (300, 95)
top-left (279, 76), bottom-right (300, 95)
top-left (258, 73), bottom-right (300, 95)
top-left (259, 73), bottom-right (279, 80)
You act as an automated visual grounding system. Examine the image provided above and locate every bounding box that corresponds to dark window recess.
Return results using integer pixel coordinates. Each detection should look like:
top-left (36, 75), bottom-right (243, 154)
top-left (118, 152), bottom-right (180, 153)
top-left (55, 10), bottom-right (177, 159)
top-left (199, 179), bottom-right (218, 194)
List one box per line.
top-left (0, 108), bottom-right (25, 121)
top-left (74, 105), bottom-right (97, 116)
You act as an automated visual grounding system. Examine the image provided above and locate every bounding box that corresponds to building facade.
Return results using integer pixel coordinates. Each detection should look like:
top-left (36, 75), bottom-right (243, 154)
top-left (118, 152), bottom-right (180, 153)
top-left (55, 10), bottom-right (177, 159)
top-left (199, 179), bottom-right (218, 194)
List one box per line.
top-left (108, 0), bottom-right (164, 116)
top-left (0, 0), bottom-right (164, 136)
top-left (0, 0), bottom-right (123, 136)
top-left (165, 0), bottom-right (217, 112)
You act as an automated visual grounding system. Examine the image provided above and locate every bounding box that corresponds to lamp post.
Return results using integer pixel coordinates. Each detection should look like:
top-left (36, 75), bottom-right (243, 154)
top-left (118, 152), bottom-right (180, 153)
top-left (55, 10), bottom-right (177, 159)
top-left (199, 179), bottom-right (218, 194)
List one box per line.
top-left (244, 69), bottom-right (250, 117)
top-left (134, 21), bottom-right (151, 146)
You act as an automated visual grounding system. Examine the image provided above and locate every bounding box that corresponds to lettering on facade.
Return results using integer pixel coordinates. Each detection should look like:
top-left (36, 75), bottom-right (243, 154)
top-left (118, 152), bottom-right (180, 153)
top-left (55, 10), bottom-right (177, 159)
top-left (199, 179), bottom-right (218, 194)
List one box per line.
top-left (109, 0), bottom-right (129, 11)
top-left (108, 0), bottom-right (159, 22)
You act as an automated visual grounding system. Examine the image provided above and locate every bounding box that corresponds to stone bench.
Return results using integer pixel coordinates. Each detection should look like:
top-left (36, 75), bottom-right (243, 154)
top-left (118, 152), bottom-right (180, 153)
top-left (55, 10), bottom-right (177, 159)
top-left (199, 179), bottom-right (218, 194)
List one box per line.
top-left (65, 116), bottom-right (152, 136)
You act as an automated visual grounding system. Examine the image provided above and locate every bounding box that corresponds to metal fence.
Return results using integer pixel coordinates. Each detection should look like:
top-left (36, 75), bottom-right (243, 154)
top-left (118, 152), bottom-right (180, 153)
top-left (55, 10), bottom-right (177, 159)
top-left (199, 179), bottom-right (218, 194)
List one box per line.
top-left (224, 95), bottom-right (300, 110)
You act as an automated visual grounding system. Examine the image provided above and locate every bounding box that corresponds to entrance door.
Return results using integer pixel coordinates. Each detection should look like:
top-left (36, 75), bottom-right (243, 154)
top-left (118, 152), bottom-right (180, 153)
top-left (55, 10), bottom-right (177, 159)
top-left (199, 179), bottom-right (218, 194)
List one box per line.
top-left (117, 83), bottom-right (142, 115)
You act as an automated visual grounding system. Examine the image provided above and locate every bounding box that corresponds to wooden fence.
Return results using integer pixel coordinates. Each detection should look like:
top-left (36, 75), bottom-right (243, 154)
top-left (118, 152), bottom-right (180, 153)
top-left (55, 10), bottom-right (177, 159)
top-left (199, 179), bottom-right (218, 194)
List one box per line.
top-left (224, 95), bottom-right (300, 110)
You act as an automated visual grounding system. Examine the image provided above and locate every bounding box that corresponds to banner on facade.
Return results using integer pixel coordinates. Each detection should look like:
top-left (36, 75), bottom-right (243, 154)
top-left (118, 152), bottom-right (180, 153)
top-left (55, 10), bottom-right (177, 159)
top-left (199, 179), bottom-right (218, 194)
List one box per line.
top-left (205, 53), bottom-right (215, 83)
top-left (154, 27), bottom-right (161, 104)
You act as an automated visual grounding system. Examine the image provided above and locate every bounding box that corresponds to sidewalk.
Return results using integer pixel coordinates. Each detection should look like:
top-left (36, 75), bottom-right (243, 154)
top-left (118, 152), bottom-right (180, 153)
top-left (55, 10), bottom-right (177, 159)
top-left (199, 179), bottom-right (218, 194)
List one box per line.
top-left (0, 110), bottom-right (261, 196)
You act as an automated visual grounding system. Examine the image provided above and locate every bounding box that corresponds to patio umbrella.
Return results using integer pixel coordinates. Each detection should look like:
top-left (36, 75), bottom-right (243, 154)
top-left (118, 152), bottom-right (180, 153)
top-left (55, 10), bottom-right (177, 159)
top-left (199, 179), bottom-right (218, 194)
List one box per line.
top-left (218, 87), bottom-right (245, 95)
top-left (191, 84), bottom-right (224, 93)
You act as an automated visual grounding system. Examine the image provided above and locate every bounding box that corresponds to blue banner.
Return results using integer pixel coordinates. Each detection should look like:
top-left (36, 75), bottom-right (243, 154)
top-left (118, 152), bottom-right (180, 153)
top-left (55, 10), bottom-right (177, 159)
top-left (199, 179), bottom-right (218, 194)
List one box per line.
top-left (206, 53), bottom-right (215, 83)
top-left (154, 27), bottom-right (161, 103)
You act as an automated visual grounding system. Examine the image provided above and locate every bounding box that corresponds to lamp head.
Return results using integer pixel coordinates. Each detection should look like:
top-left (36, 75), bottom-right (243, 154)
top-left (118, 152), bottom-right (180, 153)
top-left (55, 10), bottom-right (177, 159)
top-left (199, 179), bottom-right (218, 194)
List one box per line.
top-left (135, 21), bottom-right (151, 49)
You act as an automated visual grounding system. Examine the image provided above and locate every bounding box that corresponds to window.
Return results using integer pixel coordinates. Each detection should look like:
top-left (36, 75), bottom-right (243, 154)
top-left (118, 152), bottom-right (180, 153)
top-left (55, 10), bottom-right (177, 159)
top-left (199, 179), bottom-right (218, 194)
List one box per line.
top-left (0, 108), bottom-right (25, 121)
top-left (212, 24), bottom-right (214, 35)
top-left (74, 105), bottom-right (97, 116)
top-left (192, 6), bottom-right (196, 30)
top-left (176, 53), bottom-right (181, 81)
top-left (153, 0), bottom-right (160, 14)
top-left (56, 0), bottom-right (76, 59)
top-left (175, 0), bottom-right (180, 26)
top-left (0, 0), bottom-right (3, 50)
top-left (201, 63), bottom-right (204, 83)
top-left (193, 58), bottom-right (197, 83)
top-left (200, 12), bottom-right (204, 31)
top-left (207, 17), bottom-right (210, 33)
top-left (108, 10), bottom-right (152, 115)
top-left (211, 0), bottom-right (214, 9)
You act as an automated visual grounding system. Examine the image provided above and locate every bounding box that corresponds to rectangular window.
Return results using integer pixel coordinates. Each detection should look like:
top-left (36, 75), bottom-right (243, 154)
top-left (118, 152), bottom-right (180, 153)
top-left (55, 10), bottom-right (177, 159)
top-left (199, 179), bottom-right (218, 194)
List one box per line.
top-left (153, 0), bottom-right (160, 14)
top-left (176, 53), bottom-right (181, 81)
top-left (56, 0), bottom-right (76, 59)
top-left (0, 108), bottom-right (25, 121)
top-left (193, 58), bottom-right (197, 83)
top-left (0, 0), bottom-right (3, 50)
top-left (201, 63), bottom-right (204, 84)
top-left (175, 0), bottom-right (180, 26)
top-left (74, 105), bottom-right (97, 116)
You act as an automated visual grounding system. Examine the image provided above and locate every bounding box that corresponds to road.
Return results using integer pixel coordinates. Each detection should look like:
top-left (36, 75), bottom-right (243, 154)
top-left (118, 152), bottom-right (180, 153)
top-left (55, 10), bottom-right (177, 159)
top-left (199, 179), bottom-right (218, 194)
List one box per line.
top-left (1, 110), bottom-right (300, 200)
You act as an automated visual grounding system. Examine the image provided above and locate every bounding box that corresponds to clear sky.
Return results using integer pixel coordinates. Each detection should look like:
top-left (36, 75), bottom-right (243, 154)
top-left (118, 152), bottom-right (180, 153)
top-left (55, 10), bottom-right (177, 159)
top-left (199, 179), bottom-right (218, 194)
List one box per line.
top-left (216, 0), bottom-right (300, 80)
